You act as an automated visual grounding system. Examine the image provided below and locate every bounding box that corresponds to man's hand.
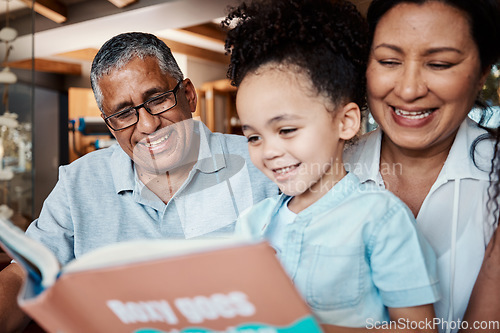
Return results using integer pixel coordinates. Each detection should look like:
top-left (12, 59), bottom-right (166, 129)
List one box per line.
top-left (0, 263), bottom-right (30, 333)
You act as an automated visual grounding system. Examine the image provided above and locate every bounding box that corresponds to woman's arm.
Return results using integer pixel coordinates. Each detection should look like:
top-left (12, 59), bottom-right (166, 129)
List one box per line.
top-left (460, 225), bottom-right (500, 332)
top-left (320, 304), bottom-right (437, 333)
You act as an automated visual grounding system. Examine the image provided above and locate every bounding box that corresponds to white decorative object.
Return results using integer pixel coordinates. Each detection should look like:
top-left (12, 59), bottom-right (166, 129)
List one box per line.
top-left (0, 67), bottom-right (17, 84)
top-left (0, 111), bottom-right (18, 128)
top-left (0, 204), bottom-right (13, 219)
top-left (0, 26), bottom-right (17, 42)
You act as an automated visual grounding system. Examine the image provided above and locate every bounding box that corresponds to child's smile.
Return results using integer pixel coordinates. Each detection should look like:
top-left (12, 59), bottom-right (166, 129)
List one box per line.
top-left (236, 64), bottom-right (356, 211)
top-left (272, 162), bottom-right (301, 177)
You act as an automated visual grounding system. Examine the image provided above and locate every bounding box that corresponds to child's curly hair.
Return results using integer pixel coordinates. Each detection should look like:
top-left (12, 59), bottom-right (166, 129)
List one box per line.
top-left (223, 0), bottom-right (369, 110)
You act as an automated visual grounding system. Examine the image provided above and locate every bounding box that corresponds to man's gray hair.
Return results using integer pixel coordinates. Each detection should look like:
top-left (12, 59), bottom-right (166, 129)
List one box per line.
top-left (90, 32), bottom-right (184, 112)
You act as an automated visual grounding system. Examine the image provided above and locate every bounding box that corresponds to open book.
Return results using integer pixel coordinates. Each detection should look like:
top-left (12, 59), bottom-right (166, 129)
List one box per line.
top-left (0, 217), bottom-right (322, 333)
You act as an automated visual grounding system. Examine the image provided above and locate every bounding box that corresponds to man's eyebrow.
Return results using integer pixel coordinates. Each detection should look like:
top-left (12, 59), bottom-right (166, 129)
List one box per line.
top-left (109, 87), bottom-right (166, 113)
top-left (143, 87), bottom-right (165, 100)
top-left (109, 101), bottom-right (133, 114)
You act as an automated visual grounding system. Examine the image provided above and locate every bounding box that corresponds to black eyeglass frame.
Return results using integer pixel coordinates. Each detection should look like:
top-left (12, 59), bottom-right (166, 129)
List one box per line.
top-left (103, 80), bottom-right (182, 131)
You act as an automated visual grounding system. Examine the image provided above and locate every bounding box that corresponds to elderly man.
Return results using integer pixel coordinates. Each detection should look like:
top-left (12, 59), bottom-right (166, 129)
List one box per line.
top-left (0, 32), bottom-right (276, 332)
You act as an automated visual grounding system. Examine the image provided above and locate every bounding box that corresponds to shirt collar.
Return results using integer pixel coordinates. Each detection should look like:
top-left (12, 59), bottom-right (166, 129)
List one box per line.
top-left (268, 172), bottom-right (360, 222)
top-left (110, 145), bottom-right (135, 194)
top-left (347, 118), bottom-right (492, 185)
top-left (345, 128), bottom-right (385, 187)
top-left (300, 172), bottom-right (360, 216)
top-left (110, 120), bottom-right (227, 194)
top-left (193, 121), bottom-right (226, 174)
top-left (440, 117), bottom-right (492, 181)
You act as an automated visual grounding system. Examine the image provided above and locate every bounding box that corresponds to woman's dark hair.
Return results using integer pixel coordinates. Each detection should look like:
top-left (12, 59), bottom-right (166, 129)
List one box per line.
top-left (223, 0), bottom-right (369, 110)
top-left (489, 129), bottom-right (500, 226)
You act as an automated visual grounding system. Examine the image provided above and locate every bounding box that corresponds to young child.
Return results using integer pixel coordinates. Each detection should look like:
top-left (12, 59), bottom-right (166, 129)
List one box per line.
top-left (223, 0), bottom-right (440, 331)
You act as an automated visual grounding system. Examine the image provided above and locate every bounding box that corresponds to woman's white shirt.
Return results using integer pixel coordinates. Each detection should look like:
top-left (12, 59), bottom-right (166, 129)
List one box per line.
top-left (344, 117), bottom-right (496, 333)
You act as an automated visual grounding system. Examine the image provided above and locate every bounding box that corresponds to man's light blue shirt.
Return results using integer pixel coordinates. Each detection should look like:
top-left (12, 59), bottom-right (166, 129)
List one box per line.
top-left (237, 172), bottom-right (440, 327)
top-left (26, 121), bottom-right (277, 265)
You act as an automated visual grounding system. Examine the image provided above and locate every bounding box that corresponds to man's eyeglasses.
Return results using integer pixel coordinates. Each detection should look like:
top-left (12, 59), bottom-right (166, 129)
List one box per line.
top-left (103, 81), bottom-right (182, 131)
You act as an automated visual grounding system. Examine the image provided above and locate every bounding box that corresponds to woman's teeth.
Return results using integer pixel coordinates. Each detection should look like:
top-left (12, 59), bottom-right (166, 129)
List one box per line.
top-left (394, 108), bottom-right (434, 119)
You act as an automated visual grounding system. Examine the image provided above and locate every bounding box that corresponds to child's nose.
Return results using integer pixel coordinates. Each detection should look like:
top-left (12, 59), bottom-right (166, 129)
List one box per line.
top-left (262, 139), bottom-right (284, 160)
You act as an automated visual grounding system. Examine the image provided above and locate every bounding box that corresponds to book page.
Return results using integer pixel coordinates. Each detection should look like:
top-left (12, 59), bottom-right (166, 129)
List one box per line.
top-left (0, 218), bottom-right (60, 289)
top-left (63, 236), bottom-right (256, 274)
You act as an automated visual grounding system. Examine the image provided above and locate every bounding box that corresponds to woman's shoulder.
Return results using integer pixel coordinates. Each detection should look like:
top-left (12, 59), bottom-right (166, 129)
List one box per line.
top-left (343, 129), bottom-right (383, 182)
top-left (344, 128), bottom-right (381, 164)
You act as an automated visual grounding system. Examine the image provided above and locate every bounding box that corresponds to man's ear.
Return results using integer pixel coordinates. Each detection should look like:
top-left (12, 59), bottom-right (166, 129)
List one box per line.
top-left (337, 102), bottom-right (361, 141)
top-left (182, 78), bottom-right (198, 113)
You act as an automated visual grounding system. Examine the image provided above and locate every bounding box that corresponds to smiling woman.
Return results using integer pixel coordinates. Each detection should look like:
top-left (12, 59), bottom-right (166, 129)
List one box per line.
top-left (344, 0), bottom-right (500, 332)
top-left (366, 2), bottom-right (485, 157)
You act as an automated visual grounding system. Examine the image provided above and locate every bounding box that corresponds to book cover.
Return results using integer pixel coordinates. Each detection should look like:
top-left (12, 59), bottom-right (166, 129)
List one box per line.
top-left (0, 218), bottom-right (323, 333)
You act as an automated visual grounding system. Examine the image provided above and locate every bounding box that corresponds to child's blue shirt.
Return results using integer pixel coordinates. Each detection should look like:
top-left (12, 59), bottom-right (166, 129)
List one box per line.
top-left (236, 172), bottom-right (440, 327)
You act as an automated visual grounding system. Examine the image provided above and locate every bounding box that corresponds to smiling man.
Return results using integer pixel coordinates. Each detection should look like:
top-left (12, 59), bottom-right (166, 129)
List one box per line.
top-left (0, 32), bottom-right (277, 332)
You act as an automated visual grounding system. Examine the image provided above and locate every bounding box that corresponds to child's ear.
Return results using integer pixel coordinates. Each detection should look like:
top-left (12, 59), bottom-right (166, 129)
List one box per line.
top-left (337, 102), bottom-right (360, 141)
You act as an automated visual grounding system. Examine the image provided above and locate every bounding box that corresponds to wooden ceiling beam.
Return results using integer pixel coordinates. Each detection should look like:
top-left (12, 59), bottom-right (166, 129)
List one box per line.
top-left (106, 0), bottom-right (137, 9)
top-left (54, 40), bottom-right (229, 65)
top-left (7, 38), bottom-right (227, 76)
top-left (55, 48), bottom-right (99, 62)
top-left (19, 0), bottom-right (67, 23)
top-left (179, 23), bottom-right (226, 44)
top-left (159, 38), bottom-right (229, 64)
top-left (5, 58), bottom-right (82, 76)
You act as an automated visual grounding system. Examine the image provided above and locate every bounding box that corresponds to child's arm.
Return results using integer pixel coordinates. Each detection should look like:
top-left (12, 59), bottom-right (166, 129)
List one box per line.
top-left (320, 304), bottom-right (437, 332)
top-left (460, 225), bottom-right (500, 332)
